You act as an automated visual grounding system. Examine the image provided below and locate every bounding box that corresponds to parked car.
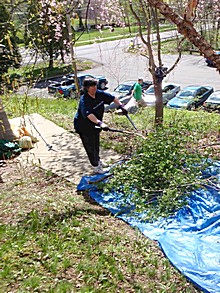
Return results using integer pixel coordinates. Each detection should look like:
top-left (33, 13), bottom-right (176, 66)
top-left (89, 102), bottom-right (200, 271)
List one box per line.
top-left (48, 73), bottom-right (108, 98)
top-left (166, 85), bottom-right (214, 110)
top-left (205, 51), bottom-right (220, 67)
top-left (142, 82), bottom-right (181, 106)
top-left (104, 80), bottom-right (152, 112)
top-left (202, 90), bottom-right (220, 113)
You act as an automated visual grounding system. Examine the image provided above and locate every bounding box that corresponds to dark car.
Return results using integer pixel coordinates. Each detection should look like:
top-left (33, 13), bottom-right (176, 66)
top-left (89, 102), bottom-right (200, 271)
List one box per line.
top-left (203, 90), bottom-right (220, 113)
top-left (205, 51), bottom-right (220, 67)
top-left (48, 73), bottom-right (108, 98)
top-left (104, 80), bottom-right (152, 112)
top-left (166, 85), bottom-right (214, 110)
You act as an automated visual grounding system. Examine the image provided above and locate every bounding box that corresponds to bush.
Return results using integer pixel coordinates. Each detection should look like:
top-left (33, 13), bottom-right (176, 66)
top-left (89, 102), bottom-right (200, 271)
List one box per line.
top-left (103, 123), bottom-right (214, 221)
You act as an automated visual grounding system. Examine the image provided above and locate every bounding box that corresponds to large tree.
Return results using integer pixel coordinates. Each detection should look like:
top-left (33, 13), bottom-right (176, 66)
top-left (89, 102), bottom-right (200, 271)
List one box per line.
top-left (132, 0), bottom-right (220, 124)
top-left (168, 0), bottom-right (220, 49)
top-left (147, 0), bottom-right (220, 72)
top-left (91, 0), bottom-right (220, 124)
top-left (196, 0), bottom-right (220, 48)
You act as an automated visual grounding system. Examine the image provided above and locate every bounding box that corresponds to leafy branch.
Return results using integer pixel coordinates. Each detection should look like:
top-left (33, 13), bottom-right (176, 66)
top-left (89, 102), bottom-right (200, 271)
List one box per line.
top-left (102, 123), bottom-right (219, 220)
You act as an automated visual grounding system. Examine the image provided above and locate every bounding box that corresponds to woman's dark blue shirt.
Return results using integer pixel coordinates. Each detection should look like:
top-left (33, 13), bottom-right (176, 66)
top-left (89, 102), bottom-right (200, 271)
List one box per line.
top-left (74, 90), bottom-right (115, 134)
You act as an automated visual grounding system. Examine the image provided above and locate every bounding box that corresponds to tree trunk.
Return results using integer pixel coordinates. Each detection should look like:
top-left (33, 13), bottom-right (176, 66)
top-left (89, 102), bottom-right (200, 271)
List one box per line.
top-left (49, 56), bottom-right (53, 69)
top-left (216, 20), bottom-right (220, 49)
top-left (66, 13), bottom-right (80, 99)
top-left (154, 79), bottom-right (163, 125)
top-left (60, 48), bottom-right (65, 64)
top-left (0, 98), bottom-right (15, 141)
top-left (48, 44), bottom-right (54, 69)
top-left (147, 0), bottom-right (220, 72)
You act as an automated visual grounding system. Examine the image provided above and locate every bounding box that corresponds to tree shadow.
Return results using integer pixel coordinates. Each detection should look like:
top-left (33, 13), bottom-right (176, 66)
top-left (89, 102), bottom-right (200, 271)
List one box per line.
top-left (17, 203), bottom-right (111, 231)
top-left (79, 190), bottom-right (100, 205)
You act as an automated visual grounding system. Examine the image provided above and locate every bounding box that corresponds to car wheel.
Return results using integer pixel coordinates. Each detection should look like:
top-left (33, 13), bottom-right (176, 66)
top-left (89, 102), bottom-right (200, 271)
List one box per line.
top-left (99, 82), bottom-right (106, 90)
top-left (69, 90), bottom-right (77, 99)
top-left (189, 104), bottom-right (196, 111)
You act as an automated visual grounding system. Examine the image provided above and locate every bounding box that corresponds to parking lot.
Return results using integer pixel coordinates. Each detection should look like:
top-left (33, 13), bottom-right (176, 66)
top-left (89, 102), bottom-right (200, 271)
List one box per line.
top-left (17, 39), bottom-right (220, 99)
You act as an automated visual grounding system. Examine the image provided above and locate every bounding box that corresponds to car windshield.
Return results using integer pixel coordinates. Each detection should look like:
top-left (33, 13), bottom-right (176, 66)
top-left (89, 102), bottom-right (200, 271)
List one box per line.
top-left (209, 96), bottom-right (220, 102)
top-left (66, 75), bottom-right (75, 81)
top-left (51, 82), bottom-right (62, 87)
top-left (68, 78), bottom-right (75, 83)
top-left (177, 90), bottom-right (195, 99)
top-left (145, 87), bottom-right (155, 94)
top-left (115, 84), bottom-right (132, 93)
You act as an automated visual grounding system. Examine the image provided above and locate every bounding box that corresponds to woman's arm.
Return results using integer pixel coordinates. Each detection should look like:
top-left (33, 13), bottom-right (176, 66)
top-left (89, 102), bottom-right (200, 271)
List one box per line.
top-left (113, 97), bottom-right (123, 106)
top-left (87, 113), bottom-right (101, 125)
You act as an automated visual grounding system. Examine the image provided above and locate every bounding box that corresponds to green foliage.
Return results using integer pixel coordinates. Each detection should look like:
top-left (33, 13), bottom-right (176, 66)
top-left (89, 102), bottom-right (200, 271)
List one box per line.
top-left (2, 94), bottom-right (78, 130)
top-left (3, 58), bottom-right (94, 94)
top-left (0, 3), bottom-right (21, 80)
top-left (8, 59), bottom-right (94, 81)
top-left (1, 94), bottom-right (220, 223)
top-left (102, 117), bottom-right (217, 221)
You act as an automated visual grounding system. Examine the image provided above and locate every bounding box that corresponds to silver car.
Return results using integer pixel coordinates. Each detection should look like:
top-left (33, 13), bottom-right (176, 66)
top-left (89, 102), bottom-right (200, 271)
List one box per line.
top-left (143, 83), bottom-right (181, 106)
top-left (105, 80), bottom-right (152, 112)
top-left (203, 90), bottom-right (220, 113)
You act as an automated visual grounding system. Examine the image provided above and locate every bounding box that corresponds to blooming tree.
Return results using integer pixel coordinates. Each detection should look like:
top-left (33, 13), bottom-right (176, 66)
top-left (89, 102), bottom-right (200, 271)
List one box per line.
top-left (25, 0), bottom-right (83, 68)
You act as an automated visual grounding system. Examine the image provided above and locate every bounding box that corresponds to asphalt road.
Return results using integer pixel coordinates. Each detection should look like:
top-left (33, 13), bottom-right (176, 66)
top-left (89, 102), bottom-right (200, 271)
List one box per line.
top-left (18, 36), bottom-right (220, 98)
top-left (74, 39), bottom-right (219, 90)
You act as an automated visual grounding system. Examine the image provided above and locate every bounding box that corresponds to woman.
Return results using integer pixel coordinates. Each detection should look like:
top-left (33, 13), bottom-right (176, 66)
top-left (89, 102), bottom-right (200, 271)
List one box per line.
top-left (74, 77), bottom-right (127, 174)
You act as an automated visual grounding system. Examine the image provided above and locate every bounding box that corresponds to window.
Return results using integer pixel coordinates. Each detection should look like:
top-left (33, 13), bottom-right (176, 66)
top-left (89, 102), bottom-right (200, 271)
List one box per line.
top-left (196, 87), bottom-right (207, 97)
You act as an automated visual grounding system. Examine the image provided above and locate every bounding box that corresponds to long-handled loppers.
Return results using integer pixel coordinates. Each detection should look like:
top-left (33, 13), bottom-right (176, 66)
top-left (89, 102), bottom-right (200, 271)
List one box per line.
top-left (125, 113), bottom-right (138, 131)
top-left (95, 126), bottom-right (146, 139)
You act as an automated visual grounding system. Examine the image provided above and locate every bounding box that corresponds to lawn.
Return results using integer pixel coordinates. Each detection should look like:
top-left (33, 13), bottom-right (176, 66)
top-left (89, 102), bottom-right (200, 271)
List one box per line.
top-left (0, 159), bottom-right (200, 293)
top-left (1, 93), bottom-right (220, 291)
top-left (74, 24), bottom-right (173, 46)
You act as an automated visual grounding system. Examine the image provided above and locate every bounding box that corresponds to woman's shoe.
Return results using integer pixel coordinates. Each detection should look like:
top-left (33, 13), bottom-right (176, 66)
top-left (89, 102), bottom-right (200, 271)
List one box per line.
top-left (93, 165), bottom-right (105, 174)
top-left (99, 160), bottom-right (109, 168)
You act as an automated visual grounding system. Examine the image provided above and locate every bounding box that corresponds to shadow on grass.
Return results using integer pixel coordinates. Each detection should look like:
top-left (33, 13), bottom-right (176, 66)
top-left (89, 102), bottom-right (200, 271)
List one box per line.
top-left (80, 190), bottom-right (100, 205)
top-left (17, 203), bottom-right (111, 231)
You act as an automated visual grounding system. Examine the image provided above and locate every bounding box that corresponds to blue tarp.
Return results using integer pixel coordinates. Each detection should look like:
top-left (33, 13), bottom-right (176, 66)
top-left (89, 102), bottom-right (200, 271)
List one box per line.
top-left (77, 162), bottom-right (220, 293)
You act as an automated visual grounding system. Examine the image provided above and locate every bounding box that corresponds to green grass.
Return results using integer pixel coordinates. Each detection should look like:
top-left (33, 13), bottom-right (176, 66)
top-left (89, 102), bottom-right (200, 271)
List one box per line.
top-left (0, 164), bottom-right (200, 292)
top-left (2, 94), bottom-right (220, 156)
top-left (6, 59), bottom-right (96, 85)
top-left (75, 26), bottom-right (139, 44)
top-left (74, 24), bottom-right (173, 45)
top-left (1, 95), bottom-right (219, 292)
top-left (2, 94), bottom-right (79, 130)
top-left (153, 34), bottom-right (220, 54)
top-left (16, 24), bottom-right (173, 48)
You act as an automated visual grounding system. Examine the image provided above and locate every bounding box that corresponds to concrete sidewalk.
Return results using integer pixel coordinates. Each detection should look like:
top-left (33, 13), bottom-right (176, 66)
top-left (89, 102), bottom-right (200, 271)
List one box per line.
top-left (9, 113), bottom-right (120, 184)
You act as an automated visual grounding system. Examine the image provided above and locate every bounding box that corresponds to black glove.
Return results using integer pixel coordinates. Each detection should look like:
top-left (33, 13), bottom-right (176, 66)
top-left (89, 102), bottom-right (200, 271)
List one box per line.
top-left (118, 105), bottom-right (128, 115)
top-left (97, 121), bottom-right (109, 131)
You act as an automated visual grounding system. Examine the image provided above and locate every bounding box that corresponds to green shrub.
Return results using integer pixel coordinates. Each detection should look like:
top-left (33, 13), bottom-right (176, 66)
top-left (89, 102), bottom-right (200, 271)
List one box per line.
top-left (102, 121), bottom-right (216, 221)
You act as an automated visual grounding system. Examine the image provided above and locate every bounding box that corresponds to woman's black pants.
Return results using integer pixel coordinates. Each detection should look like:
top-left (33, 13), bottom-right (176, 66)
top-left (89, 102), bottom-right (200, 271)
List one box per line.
top-left (79, 132), bottom-right (100, 167)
